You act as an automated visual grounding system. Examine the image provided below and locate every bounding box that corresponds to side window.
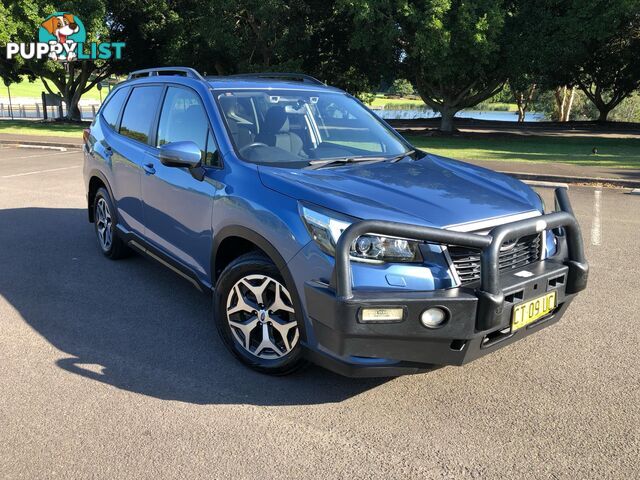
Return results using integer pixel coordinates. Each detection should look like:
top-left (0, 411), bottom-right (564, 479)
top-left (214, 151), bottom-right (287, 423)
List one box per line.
top-left (100, 87), bottom-right (129, 130)
top-left (119, 86), bottom-right (163, 144)
top-left (157, 87), bottom-right (209, 162)
top-left (205, 129), bottom-right (220, 167)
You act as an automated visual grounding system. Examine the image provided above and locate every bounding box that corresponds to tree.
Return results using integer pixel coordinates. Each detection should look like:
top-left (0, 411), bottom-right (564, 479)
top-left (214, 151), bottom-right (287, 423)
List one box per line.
top-left (388, 79), bottom-right (414, 97)
top-left (0, 2), bottom-right (17, 84)
top-left (3, 1), bottom-right (114, 120)
top-left (397, 0), bottom-right (515, 132)
top-left (513, 0), bottom-right (640, 123)
top-left (108, 0), bottom-right (194, 74)
top-left (166, 0), bottom-right (310, 75)
top-left (342, 0), bottom-right (519, 131)
top-left (4, 0), bottom-right (179, 120)
top-left (334, 0), bottom-right (403, 95)
top-left (574, 4), bottom-right (640, 122)
top-left (506, 1), bottom-right (579, 122)
top-left (510, 81), bottom-right (537, 123)
top-left (167, 0), bottom-right (399, 97)
top-left (0, 0), bottom-right (36, 86)
top-left (553, 86), bottom-right (576, 122)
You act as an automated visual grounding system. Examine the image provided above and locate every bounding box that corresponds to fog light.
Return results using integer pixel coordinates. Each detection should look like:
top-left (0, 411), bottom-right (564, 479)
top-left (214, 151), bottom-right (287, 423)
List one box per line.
top-left (360, 307), bottom-right (405, 323)
top-left (420, 307), bottom-right (448, 328)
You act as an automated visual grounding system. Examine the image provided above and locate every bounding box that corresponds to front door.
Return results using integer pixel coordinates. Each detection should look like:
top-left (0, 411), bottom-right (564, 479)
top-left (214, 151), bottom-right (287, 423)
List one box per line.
top-left (141, 86), bottom-right (220, 281)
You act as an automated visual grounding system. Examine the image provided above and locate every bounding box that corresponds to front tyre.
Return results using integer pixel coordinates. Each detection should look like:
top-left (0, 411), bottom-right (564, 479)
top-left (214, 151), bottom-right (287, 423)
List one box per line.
top-left (214, 252), bottom-right (306, 375)
top-left (93, 187), bottom-right (130, 259)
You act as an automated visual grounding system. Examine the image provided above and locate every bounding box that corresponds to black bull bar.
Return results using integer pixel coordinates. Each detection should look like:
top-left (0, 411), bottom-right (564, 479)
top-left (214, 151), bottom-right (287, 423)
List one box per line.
top-left (331, 188), bottom-right (589, 331)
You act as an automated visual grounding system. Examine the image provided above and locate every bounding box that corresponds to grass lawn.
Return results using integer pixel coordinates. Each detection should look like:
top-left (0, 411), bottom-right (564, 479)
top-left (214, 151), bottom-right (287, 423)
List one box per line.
top-left (370, 94), bottom-right (518, 112)
top-left (404, 133), bottom-right (640, 169)
top-left (0, 76), bottom-right (106, 102)
top-left (0, 120), bottom-right (86, 138)
top-left (370, 95), bottom-right (425, 108)
top-left (476, 101), bottom-right (518, 112)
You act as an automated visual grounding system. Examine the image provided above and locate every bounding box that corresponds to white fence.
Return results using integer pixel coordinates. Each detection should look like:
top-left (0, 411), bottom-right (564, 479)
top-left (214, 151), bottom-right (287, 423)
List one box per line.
top-left (0, 101), bottom-right (100, 120)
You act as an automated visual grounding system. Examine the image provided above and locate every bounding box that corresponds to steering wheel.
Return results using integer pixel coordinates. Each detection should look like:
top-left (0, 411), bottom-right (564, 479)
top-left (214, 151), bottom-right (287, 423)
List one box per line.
top-left (239, 142), bottom-right (269, 154)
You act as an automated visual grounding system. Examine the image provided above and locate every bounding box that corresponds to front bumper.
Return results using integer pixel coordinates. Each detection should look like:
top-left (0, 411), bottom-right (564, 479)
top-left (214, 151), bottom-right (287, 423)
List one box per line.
top-left (303, 188), bottom-right (589, 377)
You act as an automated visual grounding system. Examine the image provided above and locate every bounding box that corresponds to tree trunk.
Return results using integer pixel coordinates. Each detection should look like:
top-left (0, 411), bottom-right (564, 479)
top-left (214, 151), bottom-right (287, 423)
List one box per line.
top-left (576, 80), bottom-right (628, 123)
top-left (597, 107), bottom-right (611, 122)
top-left (554, 87), bottom-right (564, 121)
top-left (563, 86), bottom-right (575, 122)
top-left (513, 85), bottom-right (535, 123)
top-left (515, 92), bottom-right (525, 122)
top-left (439, 108), bottom-right (458, 133)
top-left (554, 86), bottom-right (576, 122)
top-left (65, 95), bottom-right (82, 121)
top-left (61, 84), bottom-right (83, 121)
top-left (414, 78), bottom-right (503, 133)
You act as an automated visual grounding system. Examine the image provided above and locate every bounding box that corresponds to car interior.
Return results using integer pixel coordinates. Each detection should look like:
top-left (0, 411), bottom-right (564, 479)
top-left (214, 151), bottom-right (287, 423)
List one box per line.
top-left (216, 90), bottom-right (406, 166)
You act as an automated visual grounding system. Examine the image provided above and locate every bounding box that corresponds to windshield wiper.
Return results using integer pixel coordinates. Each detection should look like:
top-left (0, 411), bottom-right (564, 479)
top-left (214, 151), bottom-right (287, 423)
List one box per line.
top-left (389, 149), bottom-right (416, 163)
top-left (305, 149), bottom-right (416, 170)
top-left (305, 156), bottom-right (386, 170)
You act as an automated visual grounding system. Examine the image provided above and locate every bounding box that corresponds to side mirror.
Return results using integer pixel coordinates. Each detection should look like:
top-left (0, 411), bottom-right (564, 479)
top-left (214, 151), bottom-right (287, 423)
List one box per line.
top-left (159, 141), bottom-right (202, 168)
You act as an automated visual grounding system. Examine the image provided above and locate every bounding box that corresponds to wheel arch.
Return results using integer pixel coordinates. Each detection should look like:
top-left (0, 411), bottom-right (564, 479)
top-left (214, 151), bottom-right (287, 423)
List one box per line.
top-left (212, 225), bottom-right (309, 344)
top-left (212, 226), bottom-right (292, 285)
top-left (87, 170), bottom-right (116, 223)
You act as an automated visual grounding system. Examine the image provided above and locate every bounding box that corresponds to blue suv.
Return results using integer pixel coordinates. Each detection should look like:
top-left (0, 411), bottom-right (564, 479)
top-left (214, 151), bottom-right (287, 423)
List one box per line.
top-left (83, 67), bottom-right (588, 376)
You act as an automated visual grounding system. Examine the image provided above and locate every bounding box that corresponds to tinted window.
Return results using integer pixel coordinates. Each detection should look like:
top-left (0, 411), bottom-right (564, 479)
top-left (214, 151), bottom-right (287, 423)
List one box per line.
top-left (100, 87), bottom-right (129, 130)
top-left (157, 87), bottom-right (209, 158)
top-left (120, 86), bottom-right (163, 144)
top-left (205, 129), bottom-right (219, 167)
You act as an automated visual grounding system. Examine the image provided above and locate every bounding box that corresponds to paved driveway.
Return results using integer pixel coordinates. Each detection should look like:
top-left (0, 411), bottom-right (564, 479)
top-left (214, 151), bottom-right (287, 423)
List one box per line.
top-left (0, 146), bottom-right (638, 479)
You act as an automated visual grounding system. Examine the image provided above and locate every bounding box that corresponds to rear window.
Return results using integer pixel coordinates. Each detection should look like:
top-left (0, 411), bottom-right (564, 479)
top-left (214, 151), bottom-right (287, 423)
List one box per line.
top-left (100, 87), bottom-right (129, 130)
top-left (119, 86), bottom-right (163, 144)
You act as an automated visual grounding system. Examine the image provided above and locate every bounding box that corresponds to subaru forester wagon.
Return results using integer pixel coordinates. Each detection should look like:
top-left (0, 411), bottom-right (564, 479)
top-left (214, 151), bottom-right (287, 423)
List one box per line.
top-left (83, 67), bottom-right (588, 376)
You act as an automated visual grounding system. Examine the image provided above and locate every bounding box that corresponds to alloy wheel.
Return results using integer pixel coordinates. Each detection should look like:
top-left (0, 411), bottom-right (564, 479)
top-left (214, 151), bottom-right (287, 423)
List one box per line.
top-left (95, 197), bottom-right (113, 251)
top-left (226, 274), bottom-right (299, 359)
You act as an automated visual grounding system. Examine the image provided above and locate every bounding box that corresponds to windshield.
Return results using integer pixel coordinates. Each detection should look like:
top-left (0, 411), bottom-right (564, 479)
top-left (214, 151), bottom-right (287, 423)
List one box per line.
top-left (215, 89), bottom-right (410, 167)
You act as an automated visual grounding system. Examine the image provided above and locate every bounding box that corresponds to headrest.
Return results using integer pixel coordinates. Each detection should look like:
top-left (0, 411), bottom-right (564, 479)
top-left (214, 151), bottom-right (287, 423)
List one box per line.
top-left (263, 106), bottom-right (289, 133)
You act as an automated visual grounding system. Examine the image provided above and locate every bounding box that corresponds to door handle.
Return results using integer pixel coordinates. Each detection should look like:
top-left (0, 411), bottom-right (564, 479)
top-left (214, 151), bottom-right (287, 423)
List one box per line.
top-left (104, 146), bottom-right (113, 158)
top-left (143, 162), bottom-right (156, 175)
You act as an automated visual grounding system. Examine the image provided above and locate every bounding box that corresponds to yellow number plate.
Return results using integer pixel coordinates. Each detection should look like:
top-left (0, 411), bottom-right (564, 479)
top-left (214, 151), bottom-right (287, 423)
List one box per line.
top-left (511, 291), bottom-right (557, 331)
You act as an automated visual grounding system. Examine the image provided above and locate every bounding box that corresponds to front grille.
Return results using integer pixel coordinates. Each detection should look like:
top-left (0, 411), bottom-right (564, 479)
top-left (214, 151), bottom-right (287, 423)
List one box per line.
top-left (447, 233), bottom-right (542, 285)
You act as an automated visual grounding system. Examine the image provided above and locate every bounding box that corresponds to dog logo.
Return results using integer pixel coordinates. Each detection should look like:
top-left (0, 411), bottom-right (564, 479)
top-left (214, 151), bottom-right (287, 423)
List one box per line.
top-left (6, 12), bottom-right (124, 62)
top-left (38, 12), bottom-right (86, 61)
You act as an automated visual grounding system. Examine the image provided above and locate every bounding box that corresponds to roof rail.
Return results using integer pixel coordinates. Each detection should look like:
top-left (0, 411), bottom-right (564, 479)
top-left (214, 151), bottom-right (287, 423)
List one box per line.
top-left (127, 67), bottom-right (206, 82)
top-left (230, 72), bottom-right (324, 85)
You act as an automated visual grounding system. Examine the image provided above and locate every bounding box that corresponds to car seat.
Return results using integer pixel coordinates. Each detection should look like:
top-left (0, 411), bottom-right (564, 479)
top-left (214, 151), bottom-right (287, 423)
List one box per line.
top-left (255, 106), bottom-right (304, 156)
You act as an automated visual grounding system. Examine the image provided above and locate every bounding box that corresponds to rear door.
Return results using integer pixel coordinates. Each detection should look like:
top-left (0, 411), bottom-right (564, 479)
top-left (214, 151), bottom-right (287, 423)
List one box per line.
top-left (141, 85), bottom-right (220, 280)
top-left (107, 85), bottom-right (163, 234)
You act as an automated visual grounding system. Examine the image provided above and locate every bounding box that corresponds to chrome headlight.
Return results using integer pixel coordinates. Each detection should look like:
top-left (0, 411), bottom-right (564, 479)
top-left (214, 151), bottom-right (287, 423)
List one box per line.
top-left (300, 204), bottom-right (423, 263)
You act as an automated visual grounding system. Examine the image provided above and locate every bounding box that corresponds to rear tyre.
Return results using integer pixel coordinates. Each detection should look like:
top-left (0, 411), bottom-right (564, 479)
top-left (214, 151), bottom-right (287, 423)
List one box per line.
top-left (214, 252), bottom-right (306, 375)
top-left (93, 187), bottom-right (130, 260)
